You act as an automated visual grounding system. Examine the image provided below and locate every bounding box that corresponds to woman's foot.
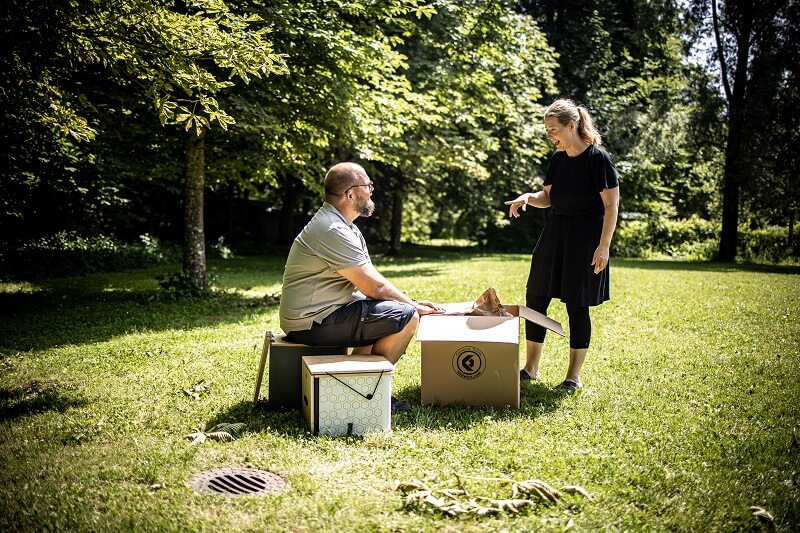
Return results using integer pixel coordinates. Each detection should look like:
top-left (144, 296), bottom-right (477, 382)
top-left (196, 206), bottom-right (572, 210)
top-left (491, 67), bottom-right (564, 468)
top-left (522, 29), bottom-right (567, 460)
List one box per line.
top-left (554, 379), bottom-right (582, 392)
top-left (520, 369), bottom-right (540, 381)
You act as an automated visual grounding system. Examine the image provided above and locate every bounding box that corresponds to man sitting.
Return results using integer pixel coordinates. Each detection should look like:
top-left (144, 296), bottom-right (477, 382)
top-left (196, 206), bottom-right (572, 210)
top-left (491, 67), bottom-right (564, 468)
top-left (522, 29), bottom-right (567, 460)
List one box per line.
top-left (279, 162), bottom-right (444, 411)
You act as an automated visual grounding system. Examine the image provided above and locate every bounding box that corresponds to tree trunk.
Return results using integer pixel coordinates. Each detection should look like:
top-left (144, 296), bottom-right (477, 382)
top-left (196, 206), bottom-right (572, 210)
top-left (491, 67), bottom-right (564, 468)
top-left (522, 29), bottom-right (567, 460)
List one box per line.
top-left (716, 0), bottom-right (754, 262)
top-left (389, 187), bottom-right (403, 256)
top-left (718, 134), bottom-right (742, 261)
top-left (278, 177), bottom-right (300, 245)
top-left (183, 129), bottom-right (207, 288)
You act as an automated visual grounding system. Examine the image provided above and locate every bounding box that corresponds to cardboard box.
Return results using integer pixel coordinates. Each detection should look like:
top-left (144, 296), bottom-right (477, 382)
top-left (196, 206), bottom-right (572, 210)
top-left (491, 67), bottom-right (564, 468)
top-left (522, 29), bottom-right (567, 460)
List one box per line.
top-left (416, 304), bottom-right (564, 409)
top-left (301, 355), bottom-right (394, 436)
top-left (264, 334), bottom-right (350, 410)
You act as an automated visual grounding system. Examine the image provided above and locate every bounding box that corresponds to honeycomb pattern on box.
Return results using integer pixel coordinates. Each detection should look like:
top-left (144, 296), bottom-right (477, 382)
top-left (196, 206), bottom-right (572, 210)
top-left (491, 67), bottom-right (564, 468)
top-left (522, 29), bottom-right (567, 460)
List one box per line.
top-left (317, 374), bottom-right (390, 436)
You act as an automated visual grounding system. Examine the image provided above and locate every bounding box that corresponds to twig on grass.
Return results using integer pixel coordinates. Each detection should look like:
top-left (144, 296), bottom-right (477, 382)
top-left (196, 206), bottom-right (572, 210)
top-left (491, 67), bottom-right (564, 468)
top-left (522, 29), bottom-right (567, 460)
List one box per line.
top-left (184, 422), bottom-right (246, 445)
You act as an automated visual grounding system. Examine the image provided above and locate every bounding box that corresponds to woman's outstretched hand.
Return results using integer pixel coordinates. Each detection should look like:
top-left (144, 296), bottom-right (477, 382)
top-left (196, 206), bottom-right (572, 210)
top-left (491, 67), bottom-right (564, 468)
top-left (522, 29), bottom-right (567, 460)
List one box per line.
top-left (504, 194), bottom-right (530, 218)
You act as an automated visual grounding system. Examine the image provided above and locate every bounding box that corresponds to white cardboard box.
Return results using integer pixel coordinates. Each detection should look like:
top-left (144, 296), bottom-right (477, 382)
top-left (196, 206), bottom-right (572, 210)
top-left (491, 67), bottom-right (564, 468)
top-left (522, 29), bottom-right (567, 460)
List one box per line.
top-left (416, 304), bottom-right (564, 409)
top-left (301, 355), bottom-right (394, 436)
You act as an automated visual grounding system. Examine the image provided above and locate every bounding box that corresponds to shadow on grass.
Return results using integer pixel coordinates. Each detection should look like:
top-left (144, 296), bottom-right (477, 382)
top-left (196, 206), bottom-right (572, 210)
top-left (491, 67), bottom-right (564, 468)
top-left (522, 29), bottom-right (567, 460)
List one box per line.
top-left (208, 381), bottom-right (570, 440)
top-left (0, 253), bottom-right (452, 353)
top-left (368, 266), bottom-right (447, 279)
top-left (0, 378), bottom-right (88, 421)
top-left (209, 400), bottom-right (309, 439)
top-left (0, 285), bottom-right (281, 353)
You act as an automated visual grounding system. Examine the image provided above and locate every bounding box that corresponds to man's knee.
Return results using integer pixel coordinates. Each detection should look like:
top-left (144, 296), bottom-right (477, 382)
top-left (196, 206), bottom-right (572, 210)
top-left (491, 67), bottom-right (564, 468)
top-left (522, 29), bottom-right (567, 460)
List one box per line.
top-left (401, 310), bottom-right (420, 335)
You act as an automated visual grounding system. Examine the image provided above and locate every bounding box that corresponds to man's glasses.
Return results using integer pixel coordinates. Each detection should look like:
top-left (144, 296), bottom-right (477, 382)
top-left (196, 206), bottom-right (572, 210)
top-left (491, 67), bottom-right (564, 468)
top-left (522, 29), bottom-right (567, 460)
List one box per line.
top-left (344, 181), bottom-right (374, 194)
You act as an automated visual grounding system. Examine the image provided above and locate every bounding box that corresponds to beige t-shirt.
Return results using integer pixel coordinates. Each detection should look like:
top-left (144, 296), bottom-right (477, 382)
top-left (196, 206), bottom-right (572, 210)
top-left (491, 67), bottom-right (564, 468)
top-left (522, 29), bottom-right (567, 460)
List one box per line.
top-left (279, 202), bottom-right (370, 332)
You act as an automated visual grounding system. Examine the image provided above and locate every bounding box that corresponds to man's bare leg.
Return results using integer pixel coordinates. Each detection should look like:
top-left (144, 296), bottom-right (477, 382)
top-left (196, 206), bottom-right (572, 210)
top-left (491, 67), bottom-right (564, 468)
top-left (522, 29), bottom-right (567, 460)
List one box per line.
top-left (371, 313), bottom-right (420, 364)
top-left (351, 345), bottom-right (373, 355)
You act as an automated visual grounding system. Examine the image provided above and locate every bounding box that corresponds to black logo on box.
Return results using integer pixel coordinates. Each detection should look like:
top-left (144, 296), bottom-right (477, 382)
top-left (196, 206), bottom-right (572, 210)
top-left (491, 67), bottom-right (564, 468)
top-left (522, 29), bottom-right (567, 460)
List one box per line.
top-left (453, 346), bottom-right (485, 380)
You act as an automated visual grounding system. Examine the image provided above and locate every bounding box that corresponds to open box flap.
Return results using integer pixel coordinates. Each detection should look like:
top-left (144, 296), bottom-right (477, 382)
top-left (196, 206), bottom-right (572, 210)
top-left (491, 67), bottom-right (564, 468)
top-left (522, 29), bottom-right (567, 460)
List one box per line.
top-left (416, 314), bottom-right (519, 343)
top-left (512, 305), bottom-right (565, 337)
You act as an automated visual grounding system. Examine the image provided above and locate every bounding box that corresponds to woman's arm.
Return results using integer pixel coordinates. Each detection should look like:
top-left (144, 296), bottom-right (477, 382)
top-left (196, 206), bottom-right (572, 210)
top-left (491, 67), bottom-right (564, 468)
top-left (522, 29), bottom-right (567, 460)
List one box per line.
top-left (505, 185), bottom-right (552, 218)
top-left (592, 187), bottom-right (620, 274)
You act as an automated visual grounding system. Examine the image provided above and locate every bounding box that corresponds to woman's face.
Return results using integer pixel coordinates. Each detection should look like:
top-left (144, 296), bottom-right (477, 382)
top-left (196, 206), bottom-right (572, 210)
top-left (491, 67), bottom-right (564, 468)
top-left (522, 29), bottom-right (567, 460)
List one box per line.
top-left (544, 116), bottom-right (574, 152)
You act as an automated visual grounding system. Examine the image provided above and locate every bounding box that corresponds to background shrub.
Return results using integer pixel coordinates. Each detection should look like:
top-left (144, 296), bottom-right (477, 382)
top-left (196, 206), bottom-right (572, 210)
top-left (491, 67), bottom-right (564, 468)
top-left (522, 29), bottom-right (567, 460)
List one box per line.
top-left (739, 226), bottom-right (799, 264)
top-left (609, 216), bottom-right (718, 260)
top-left (612, 217), bottom-right (799, 264)
top-left (0, 233), bottom-right (181, 280)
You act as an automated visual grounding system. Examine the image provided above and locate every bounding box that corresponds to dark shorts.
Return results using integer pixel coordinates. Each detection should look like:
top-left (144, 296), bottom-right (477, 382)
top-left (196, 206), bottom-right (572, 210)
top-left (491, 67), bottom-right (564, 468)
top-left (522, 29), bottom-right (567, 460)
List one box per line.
top-left (284, 299), bottom-right (416, 347)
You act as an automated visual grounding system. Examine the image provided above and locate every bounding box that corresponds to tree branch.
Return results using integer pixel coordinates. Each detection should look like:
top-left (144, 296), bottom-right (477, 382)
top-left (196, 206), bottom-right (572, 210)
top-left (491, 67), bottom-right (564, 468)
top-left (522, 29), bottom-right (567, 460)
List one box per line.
top-left (712, 0), bottom-right (733, 105)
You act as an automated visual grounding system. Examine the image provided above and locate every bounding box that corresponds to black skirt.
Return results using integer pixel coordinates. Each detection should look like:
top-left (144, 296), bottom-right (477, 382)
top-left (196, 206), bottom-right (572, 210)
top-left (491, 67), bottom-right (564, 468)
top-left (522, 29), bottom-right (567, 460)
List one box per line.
top-left (526, 213), bottom-right (610, 307)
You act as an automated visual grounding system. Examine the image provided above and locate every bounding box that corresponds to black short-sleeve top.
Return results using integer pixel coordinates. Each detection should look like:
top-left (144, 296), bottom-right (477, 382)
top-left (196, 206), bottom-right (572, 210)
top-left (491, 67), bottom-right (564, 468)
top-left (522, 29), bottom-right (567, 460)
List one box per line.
top-left (544, 145), bottom-right (619, 217)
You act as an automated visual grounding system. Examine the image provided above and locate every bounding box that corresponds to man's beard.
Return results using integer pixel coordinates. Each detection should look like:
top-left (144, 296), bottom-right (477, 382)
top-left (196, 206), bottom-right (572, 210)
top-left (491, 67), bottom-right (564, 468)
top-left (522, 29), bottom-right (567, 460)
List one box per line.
top-left (355, 196), bottom-right (375, 217)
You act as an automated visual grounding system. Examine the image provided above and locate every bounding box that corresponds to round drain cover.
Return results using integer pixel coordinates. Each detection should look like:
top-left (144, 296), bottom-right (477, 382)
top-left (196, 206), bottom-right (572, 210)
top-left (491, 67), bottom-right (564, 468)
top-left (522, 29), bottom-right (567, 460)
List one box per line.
top-left (189, 467), bottom-right (286, 497)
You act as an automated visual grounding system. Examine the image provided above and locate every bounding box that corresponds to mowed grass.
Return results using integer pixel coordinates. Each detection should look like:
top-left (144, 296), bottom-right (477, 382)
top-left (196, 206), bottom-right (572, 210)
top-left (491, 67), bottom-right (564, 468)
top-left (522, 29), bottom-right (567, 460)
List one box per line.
top-left (1, 249), bottom-right (798, 532)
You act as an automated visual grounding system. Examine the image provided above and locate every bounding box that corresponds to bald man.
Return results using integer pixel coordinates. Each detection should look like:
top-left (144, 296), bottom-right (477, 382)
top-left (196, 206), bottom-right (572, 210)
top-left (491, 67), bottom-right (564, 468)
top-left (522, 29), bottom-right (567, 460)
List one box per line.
top-left (279, 162), bottom-right (443, 411)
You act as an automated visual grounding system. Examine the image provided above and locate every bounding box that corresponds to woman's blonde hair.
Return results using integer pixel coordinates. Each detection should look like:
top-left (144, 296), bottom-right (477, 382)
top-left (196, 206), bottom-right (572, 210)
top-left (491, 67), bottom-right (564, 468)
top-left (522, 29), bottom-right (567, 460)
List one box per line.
top-left (544, 99), bottom-right (602, 146)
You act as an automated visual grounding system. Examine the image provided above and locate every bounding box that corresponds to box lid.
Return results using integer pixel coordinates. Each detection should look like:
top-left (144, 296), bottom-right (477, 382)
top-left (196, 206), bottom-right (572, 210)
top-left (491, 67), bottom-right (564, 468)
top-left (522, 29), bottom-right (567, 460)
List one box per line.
top-left (416, 315), bottom-right (520, 343)
top-left (302, 355), bottom-right (394, 375)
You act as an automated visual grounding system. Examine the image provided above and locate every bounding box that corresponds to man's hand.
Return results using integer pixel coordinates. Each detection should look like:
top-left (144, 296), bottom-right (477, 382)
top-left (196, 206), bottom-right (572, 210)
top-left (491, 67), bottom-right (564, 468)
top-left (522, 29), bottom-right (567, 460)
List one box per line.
top-left (414, 300), bottom-right (445, 315)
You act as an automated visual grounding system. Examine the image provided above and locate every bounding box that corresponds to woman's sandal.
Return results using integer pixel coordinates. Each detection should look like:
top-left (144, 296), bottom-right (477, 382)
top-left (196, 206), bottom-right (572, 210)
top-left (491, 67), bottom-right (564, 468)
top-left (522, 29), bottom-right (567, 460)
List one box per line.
top-left (520, 369), bottom-right (539, 381)
top-left (555, 379), bottom-right (582, 392)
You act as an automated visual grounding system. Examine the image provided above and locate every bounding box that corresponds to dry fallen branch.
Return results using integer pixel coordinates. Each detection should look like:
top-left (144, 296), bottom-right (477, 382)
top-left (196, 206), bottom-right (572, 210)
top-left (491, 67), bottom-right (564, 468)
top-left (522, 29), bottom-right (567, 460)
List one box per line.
top-left (562, 485), bottom-right (594, 501)
top-left (395, 472), bottom-right (591, 516)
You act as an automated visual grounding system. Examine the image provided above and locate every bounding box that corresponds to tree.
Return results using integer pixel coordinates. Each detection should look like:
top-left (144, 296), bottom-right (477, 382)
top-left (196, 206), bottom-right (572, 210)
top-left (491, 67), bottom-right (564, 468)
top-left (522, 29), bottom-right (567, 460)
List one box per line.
top-left (2, 0), bottom-right (288, 287)
top-left (692, 0), bottom-right (795, 260)
top-left (517, 0), bottom-right (714, 220)
top-left (202, 0), bottom-right (428, 246)
top-left (354, 0), bottom-right (557, 254)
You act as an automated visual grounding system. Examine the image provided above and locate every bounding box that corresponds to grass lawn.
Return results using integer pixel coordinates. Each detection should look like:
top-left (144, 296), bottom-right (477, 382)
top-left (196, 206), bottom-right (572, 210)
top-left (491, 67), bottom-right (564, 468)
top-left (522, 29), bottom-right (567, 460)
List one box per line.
top-left (1, 248), bottom-right (798, 531)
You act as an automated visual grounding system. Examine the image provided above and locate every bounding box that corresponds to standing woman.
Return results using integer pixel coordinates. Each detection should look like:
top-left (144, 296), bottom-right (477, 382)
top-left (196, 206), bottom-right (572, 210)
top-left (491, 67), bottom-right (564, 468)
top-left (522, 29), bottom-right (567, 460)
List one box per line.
top-left (505, 99), bottom-right (620, 392)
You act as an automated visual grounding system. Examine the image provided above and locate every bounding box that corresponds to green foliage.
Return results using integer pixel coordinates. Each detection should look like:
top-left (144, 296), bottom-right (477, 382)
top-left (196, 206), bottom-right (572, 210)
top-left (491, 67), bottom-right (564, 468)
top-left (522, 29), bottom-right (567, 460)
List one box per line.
top-left (71, 0), bottom-right (288, 135)
top-left (0, 233), bottom-right (181, 281)
top-left (155, 271), bottom-right (216, 300)
top-left (519, 0), bottom-right (725, 221)
top-left (3, 0), bottom-right (797, 272)
top-left (354, 1), bottom-right (557, 250)
top-left (480, 207), bottom-right (547, 252)
top-left (613, 217), bottom-right (800, 264)
top-left (739, 226), bottom-right (800, 264)
top-left (613, 217), bottom-right (719, 260)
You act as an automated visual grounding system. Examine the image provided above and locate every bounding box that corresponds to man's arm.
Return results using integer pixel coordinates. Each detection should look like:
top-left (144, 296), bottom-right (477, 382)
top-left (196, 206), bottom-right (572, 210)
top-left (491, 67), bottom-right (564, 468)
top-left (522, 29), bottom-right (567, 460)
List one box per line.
top-left (339, 263), bottom-right (442, 315)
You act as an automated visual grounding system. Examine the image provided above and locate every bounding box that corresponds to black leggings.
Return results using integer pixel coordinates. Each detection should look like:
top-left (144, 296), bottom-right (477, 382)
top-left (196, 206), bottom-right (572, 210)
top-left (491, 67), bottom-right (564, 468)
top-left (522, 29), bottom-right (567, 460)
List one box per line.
top-left (525, 293), bottom-right (591, 349)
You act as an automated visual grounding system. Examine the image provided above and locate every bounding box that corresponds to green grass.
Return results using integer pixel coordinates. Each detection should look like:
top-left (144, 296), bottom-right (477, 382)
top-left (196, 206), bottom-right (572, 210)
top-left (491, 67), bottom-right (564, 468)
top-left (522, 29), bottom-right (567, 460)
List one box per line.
top-left (1, 249), bottom-right (798, 531)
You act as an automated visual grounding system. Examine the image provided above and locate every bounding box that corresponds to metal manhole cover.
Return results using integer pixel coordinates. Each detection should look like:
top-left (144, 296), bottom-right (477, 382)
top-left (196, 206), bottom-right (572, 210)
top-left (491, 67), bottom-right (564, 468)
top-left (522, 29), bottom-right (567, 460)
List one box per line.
top-left (189, 467), bottom-right (286, 497)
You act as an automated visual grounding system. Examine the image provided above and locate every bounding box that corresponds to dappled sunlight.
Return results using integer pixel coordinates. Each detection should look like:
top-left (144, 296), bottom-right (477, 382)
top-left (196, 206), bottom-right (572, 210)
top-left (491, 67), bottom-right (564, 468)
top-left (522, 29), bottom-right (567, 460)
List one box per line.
top-left (0, 281), bottom-right (45, 294)
top-left (215, 285), bottom-right (282, 299)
